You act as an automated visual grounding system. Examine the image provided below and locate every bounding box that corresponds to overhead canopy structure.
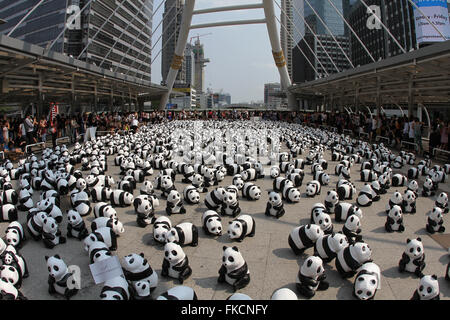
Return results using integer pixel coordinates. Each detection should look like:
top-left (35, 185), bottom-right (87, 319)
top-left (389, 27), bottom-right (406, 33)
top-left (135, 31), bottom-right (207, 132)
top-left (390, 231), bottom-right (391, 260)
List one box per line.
top-left (0, 34), bottom-right (167, 112)
top-left (289, 40), bottom-right (450, 107)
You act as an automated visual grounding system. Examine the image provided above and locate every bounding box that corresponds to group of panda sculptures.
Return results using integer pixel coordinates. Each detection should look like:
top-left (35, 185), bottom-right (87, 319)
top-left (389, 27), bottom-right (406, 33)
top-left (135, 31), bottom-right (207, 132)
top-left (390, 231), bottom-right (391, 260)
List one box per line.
top-left (0, 120), bottom-right (447, 300)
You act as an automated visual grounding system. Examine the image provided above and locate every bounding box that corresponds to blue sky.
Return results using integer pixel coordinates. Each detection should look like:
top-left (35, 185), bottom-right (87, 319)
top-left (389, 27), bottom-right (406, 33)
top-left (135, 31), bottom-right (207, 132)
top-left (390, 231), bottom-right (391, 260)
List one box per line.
top-left (151, 0), bottom-right (282, 103)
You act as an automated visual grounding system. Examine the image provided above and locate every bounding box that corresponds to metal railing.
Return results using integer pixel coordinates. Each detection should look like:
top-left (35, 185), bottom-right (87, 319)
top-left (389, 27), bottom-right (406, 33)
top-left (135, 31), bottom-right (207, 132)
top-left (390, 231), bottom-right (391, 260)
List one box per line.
top-left (376, 136), bottom-right (390, 144)
top-left (359, 132), bottom-right (369, 139)
top-left (343, 129), bottom-right (352, 136)
top-left (56, 136), bottom-right (70, 146)
top-left (25, 142), bottom-right (45, 154)
top-left (433, 148), bottom-right (450, 157)
top-left (401, 140), bottom-right (419, 151)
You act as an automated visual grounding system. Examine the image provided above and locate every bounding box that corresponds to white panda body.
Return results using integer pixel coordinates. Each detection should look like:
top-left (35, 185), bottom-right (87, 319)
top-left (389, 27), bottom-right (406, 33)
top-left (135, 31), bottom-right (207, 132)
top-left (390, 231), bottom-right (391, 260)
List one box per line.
top-left (227, 214), bottom-right (255, 242)
top-left (166, 222), bottom-right (198, 247)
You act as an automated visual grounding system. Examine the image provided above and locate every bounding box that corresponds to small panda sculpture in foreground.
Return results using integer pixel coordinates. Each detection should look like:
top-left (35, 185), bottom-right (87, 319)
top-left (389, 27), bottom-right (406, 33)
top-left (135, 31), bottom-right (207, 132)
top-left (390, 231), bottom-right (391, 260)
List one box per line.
top-left (156, 286), bottom-right (198, 300)
top-left (5, 221), bottom-right (26, 249)
top-left (353, 262), bottom-right (381, 300)
top-left (296, 255), bottom-right (329, 299)
top-left (122, 253), bottom-right (158, 296)
top-left (161, 242), bottom-right (192, 284)
top-left (411, 275), bottom-right (440, 300)
top-left (218, 246), bottom-right (250, 292)
top-left (45, 255), bottom-right (79, 300)
top-left (100, 276), bottom-right (131, 300)
top-left (398, 238), bottom-right (426, 277)
top-left (270, 288), bottom-right (297, 300)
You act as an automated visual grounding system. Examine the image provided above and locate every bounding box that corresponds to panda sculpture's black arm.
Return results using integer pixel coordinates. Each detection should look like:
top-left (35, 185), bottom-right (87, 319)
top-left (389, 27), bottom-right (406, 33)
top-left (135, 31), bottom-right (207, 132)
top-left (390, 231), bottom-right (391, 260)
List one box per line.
top-left (218, 265), bottom-right (227, 283)
top-left (398, 253), bottom-right (410, 272)
top-left (161, 259), bottom-right (170, 277)
top-left (385, 217), bottom-right (395, 233)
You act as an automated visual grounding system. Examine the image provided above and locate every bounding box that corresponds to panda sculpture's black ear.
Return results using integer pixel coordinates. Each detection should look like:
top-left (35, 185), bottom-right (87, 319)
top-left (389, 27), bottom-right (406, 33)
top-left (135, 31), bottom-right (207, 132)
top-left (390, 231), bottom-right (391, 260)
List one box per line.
top-left (45, 256), bottom-right (49, 261)
top-left (232, 246), bottom-right (239, 252)
top-left (431, 274), bottom-right (438, 280)
top-left (223, 246), bottom-right (228, 251)
top-left (139, 253), bottom-right (145, 258)
top-left (54, 254), bottom-right (61, 259)
top-left (406, 238), bottom-right (411, 243)
top-left (417, 237), bottom-right (422, 242)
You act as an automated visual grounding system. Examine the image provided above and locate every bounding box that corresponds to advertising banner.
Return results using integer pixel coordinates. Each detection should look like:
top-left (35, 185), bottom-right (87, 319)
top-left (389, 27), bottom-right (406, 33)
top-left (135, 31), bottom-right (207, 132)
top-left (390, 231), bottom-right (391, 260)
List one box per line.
top-left (413, 0), bottom-right (450, 44)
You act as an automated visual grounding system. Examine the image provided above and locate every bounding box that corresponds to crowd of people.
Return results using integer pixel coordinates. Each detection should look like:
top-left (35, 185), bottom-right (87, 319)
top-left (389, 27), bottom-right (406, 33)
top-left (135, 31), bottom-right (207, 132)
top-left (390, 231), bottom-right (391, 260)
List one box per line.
top-left (0, 109), bottom-right (448, 160)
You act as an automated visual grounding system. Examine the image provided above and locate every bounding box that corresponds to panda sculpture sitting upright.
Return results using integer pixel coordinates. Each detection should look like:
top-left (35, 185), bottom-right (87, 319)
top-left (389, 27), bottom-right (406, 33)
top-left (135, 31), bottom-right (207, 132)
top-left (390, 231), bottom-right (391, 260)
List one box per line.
top-left (265, 191), bottom-right (285, 219)
top-left (221, 189), bottom-right (241, 218)
top-left (402, 189), bottom-right (417, 214)
top-left (435, 192), bottom-right (449, 214)
top-left (66, 210), bottom-right (89, 240)
top-left (153, 216), bottom-right (172, 244)
top-left (422, 178), bottom-right (435, 197)
top-left (218, 246), bottom-right (250, 292)
top-left (385, 205), bottom-right (405, 233)
top-left (324, 190), bottom-right (339, 214)
top-left (45, 255), bottom-right (79, 300)
top-left (426, 207), bottom-right (445, 234)
top-left (398, 238), bottom-right (426, 277)
top-left (161, 242), bottom-right (192, 284)
top-left (295, 255), bottom-right (329, 298)
top-left (165, 190), bottom-right (186, 216)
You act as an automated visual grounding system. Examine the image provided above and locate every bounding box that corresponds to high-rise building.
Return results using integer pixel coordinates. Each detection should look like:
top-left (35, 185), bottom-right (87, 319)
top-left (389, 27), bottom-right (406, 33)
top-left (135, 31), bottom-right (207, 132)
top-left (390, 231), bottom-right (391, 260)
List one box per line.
top-left (161, 0), bottom-right (185, 85)
top-left (264, 83), bottom-right (283, 109)
top-left (185, 43), bottom-right (195, 88)
top-left (0, 0), bottom-right (154, 82)
top-left (281, 0), bottom-right (294, 80)
top-left (348, 0), bottom-right (416, 67)
top-left (291, 0), bottom-right (351, 83)
top-left (193, 38), bottom-right (210, 94)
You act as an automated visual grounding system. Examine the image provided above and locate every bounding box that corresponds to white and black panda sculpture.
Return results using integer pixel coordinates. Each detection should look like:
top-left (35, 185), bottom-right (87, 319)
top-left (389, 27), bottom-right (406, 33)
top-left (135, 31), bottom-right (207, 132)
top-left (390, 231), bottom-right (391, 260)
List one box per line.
top-left (100, 276), bottom-right (131, 300)
top-left (0, 204), bottom-right (18, 223)
top-left (314, 232), bottom-right (349, 263)
top-left (204, 187), bottom-right (226, 210)
top-left (201, 210), bottom-right (222, 237)
top-left (335, 241), bottom-right (372, 278)
top-left (218, 246), bottom-right (250, 292)
top-left (66, 210), bottom-right (89, 240)
top-left (165, 222), bottom-right (198, 247)
top-left (153, 216), bottom-right (172, 244)
top-left (353, 262), bottom-right (381, 300)
top-left (265, 191), bottom-right (285, 219)
top-left (83, 227), bottom-right (118, 252)
top-left (156, 286), bottom-right (198, 300)
top-left (183, 186), bottom-right (200, 205)
top-left (5, 221), bottom-right (25, 249)
top-left (227, 214), bottom-right (255, 242)
top-left (295, 255), bottom-right (329, 298)
top-left (398, 238), bottom-right (426, 277)
top-left (242, 182), bottom-right (261, 201)
top-left (334, 203), bottom-right (363, 223)
top-left (385, 205), bottom-right (405, 233)
top-left (165, 190), bottom-right (186, 216)
top-left (411, 275), bottom-right (440, 300)
top-left (324, 190), bottom-right (339, 214)
top-left (305, 181), bottom-right (321, 197)
top-left (161, 242), bottom-right (192, 284)
top-left (435, 192), bottom-right (449, 214)
top-left (288, 224), bottom-right (324, 255)
top-left (45, 255), bottom-right (79, 300)
top-left (122, 253), bottom-right (158, 296)
top-left (110, 190), bottom-right (134, 207)
top-left (426, 207), bottom-right (445, 234)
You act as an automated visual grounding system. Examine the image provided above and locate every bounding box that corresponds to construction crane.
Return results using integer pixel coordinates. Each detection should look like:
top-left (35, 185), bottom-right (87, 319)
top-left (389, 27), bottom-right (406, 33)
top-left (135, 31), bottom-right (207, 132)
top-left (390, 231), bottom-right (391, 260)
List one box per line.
top-left (189, 33), bottom-right (212, 45)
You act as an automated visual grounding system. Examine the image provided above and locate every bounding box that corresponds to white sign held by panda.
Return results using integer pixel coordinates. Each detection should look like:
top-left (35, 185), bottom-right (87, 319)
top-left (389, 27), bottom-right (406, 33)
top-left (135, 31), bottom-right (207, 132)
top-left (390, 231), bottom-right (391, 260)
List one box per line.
top-left (89, 256), bottom-right (124, 284)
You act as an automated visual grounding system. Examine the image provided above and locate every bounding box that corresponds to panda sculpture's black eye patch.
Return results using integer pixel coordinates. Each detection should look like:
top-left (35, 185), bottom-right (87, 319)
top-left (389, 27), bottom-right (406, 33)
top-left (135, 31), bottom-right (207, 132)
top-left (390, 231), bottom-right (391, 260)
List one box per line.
top-left (427, 287), bottom-right (432, 293)
top-left (171, 250), bottom-right (177, 256)
top-left (228, 256), bottom-right (234, 263)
